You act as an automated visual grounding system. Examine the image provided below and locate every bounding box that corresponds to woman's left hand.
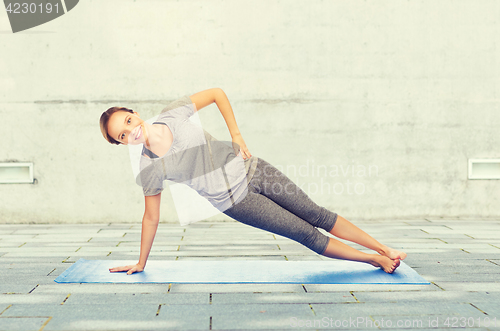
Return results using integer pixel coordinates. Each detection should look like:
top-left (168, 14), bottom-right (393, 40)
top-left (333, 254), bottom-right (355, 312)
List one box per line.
top-left (232, 134), bottom-right (252, 160)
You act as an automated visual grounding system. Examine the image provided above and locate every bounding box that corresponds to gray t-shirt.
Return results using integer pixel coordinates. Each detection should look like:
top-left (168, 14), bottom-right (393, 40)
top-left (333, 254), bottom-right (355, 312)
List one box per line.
top-left (136, 95), bottom-right (258, 212)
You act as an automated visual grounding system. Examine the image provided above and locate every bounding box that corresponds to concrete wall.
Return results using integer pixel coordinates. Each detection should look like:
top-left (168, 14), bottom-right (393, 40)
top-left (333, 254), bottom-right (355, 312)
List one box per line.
top-left (1, 0), bottom-right (499, 223)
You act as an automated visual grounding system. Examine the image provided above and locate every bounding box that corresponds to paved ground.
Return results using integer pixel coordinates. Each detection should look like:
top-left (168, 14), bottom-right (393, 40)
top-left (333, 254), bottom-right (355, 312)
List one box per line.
top-left (0, 219), bottom-right (499, 331)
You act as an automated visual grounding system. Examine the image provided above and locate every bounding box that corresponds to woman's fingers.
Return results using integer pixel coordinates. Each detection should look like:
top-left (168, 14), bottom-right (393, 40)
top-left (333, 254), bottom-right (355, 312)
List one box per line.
top-left (109, 265), bottom-right (133, 273)
top-left (109, 266), bottom-right (125, 272)
top-left (232, 136), bottom-right (251, 160)
top-left (109, 264), bottom-right (144, 274)
top-left (239, 145), bottom-right (251, 160)
top-left (127, 264), bottom-right (144, 275)
top-left (242, 148), bottom-right (251, 159)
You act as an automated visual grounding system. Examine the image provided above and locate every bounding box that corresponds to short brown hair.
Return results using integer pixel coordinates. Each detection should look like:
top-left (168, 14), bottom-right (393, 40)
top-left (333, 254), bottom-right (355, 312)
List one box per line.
top-left (99, 107), bottom-right (134, 145)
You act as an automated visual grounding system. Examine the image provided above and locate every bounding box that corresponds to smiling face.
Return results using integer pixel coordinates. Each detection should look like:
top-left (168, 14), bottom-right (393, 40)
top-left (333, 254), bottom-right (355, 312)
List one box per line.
top-left (107, 110), bottom-right (148, 145)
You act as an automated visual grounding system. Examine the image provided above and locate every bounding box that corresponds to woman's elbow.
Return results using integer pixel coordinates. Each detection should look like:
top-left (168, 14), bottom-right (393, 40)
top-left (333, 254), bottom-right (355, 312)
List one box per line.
top-left (143, 216), bottom-right (159, 225)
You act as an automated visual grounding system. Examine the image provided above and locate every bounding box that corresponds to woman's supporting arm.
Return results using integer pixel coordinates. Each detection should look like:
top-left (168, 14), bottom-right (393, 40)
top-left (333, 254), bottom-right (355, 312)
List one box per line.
top-left (138, 216), bottom-right (159, 268)
top-left (109, 193), bottom-right (161, 275)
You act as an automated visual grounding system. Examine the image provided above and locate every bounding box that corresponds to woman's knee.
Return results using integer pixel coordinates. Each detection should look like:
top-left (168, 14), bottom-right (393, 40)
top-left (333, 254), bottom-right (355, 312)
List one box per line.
top-left (314, 207), bottom-right (338, 232)
top-left (297, 229), bottom-right (330, 255)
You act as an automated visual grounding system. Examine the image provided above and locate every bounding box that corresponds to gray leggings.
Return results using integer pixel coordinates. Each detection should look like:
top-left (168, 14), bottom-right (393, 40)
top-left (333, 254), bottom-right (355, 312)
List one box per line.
top-left (223, 157), bottom-right (338, 255)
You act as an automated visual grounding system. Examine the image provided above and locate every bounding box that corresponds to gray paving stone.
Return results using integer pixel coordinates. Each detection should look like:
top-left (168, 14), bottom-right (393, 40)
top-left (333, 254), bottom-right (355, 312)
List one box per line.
top-left (155, 304), bottom-right (211, 329)
top-left (0, 242), bottom-right (26, 248)
top-left (310, 301), bottom-right (485, 319)
top-left (211, 292), bottom-right (356, 304)
top-left (170, 284), bottom-right (305, 293)
top-left (107, 250), bottom-right (292, 257)
top-left (175, 256), bottom-right (286, 261)
top-left (417, 226), bottom-right (461, 234)
top-left (13, 246), bottom-right (91, 253)
top-left (184, 229), bottom-right (266, 234)
top-left (351, 291), bottom-right (494, 303)
top-left (411, 265), bottom-right (499, 274)
top-left (211, 303), bottom-right (314, 330)
top-left (69, 250), bottom-right (137, 257)
top-left (319, 315), bottom-right (431, 329)
top-left (0, 235), bottom-right (40, 242)
top-left (83, 237), bottom-right (128, 243)
top-left (284, 255), bottom-right (323, 261)
top-left (428, 243), bottom-right (500, 249)
top-left (33, 284), bottom-right (173, 294)
top-left (3, 304), bottom-right (165, 331)
top-left (422, 273), bottom-right (500, 282)
top-left (91, 230), bottom-right (127, 237)
top-left (367, 315), bottom-right (491, 330)
top-left (0, 294), bottom-right (67, 304)
top-left (404, 256), bottom-right (493, 266)
top-left (449, 252), bottom-right (500, 260)
top-left (29, 236), bottom-right (97, 243)
top-left (469, 301), bottom-right (500, 318)
top-left (488, 259), bottom-right (500, 266)
top-left (1, 275), bottom-right (59, 286)
top-left (84, 255), bottom-right (177, 263)
top-left (105, 224), bottom-right (137, 228)
top-left (1, 262), bottom-right (66, 273)
top-left (304, 283), bottom-right (438, 292)
top-left (0, 303), bottom-right (11, 313)
top-left (13, 229), bottom-right (97, 235)
top-left (64, 255), bottom-right (141, 263)
top-left (411, 259), bottom-right (497, 267)
top-left (185, 234), bottom-right (275, 240)
top-left (447, 238), bottom-right (500, 245)
top-left (50, 318), bottom-right (197, 331)
top-left (70, 246), bottom-right (142, 253)
top-left (433, 282), bottom-right (500, 292)
top-left (178, 245), bottom-right (280, 251)
top-left (0, 257), bottom-right (75, 263)
top-left (2, 303), bottom-right (159, 318)
top-left (428, 234), bottom-right (484, 239)
top-left (0, 284), bottom-right (39, 294)
top-left (21, 242), bottom-right (112, 248)
top-left (65, 293), bottom-right (209, 305)
top-left (3, 251), bottom-right (84, 258)
top-left (394, 251), bottom-right (474, 261)
top-left (153, 229), bottom-right (186, 234)
top-left (135, 238), bottom-right (289, 245)
top-left (0, 316), bottom-right (50, 331)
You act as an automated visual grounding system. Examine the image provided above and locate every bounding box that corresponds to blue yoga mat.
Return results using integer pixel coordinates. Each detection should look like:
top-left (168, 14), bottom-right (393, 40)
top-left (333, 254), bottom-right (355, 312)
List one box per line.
top-left (55, 259), bottom-right (429, 284)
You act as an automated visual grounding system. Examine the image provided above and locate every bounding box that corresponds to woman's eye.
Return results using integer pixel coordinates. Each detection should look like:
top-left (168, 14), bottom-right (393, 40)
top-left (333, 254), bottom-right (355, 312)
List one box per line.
top-left (121, 133), bottom-right (125, 140)
top-left (127, 118), bottom-right (131, 124)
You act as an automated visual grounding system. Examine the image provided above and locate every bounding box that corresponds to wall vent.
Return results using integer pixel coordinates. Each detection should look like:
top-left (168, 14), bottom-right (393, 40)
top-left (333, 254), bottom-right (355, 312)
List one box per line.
top-left (468, 159), bottom-right (500, 180)
top-left (0, 162), bottom-right (34, 184)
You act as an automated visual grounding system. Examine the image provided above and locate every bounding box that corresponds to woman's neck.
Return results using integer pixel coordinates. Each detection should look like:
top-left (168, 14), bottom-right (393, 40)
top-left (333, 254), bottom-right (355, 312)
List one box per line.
top-left (143, 122), bottom-right (173, 157)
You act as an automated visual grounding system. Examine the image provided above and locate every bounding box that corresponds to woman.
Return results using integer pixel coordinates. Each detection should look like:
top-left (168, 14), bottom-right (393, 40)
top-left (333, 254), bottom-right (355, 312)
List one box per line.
top-left (99, 88), bottom-right (406, 275)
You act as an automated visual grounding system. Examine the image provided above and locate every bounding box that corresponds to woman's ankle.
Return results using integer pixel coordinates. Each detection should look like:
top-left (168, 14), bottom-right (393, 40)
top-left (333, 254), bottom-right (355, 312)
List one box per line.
top-left (375, 244), bottom-right (388, 256)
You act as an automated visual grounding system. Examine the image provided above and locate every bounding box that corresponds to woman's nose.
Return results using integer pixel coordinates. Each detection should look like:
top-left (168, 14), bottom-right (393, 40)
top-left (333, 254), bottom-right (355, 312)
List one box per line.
top-left (127, 130), bottom-right (135, 144)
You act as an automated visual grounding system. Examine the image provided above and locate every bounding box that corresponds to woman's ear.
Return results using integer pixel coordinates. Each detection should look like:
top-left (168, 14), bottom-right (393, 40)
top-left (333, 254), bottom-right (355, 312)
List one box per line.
top-left (134, 111), bottom-right (140, 117)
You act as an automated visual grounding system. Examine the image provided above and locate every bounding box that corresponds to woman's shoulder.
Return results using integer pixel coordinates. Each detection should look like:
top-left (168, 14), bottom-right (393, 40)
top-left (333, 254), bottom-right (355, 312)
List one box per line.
top-left (155, 94), bottom-right (195, 123)
top-left (160, 95), bottom-right (192, 114)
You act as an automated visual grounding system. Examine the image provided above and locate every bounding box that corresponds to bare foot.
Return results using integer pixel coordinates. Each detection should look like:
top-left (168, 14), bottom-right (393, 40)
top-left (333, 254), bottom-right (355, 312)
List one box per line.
top-left (380, 245), bottom-right (407, 260)
top-left (370, 255), bottom-right (401, 273)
